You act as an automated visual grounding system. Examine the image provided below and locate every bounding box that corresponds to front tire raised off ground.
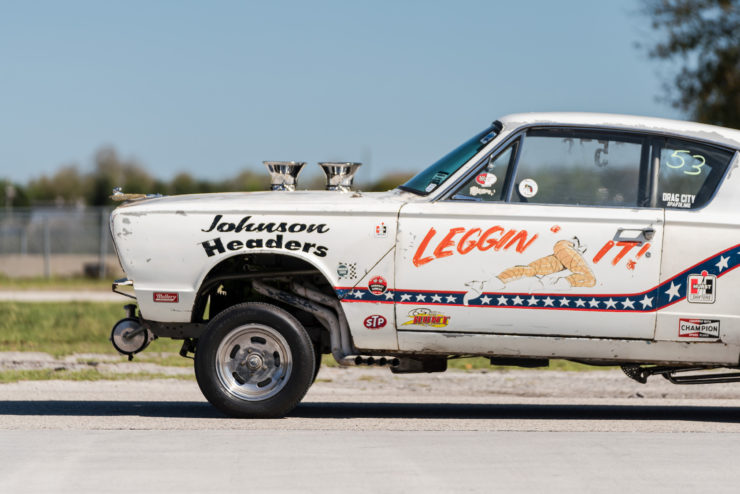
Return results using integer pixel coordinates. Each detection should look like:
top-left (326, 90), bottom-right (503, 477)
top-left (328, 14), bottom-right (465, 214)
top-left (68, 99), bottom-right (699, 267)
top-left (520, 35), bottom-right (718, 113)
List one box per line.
top-left (194, 302), bottom-right (315, 418)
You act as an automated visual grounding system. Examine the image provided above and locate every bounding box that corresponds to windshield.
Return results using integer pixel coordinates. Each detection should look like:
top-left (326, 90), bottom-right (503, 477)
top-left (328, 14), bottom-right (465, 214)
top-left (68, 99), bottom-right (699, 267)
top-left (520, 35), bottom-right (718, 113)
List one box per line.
top-left (400, 124), bottom-right (500, 195)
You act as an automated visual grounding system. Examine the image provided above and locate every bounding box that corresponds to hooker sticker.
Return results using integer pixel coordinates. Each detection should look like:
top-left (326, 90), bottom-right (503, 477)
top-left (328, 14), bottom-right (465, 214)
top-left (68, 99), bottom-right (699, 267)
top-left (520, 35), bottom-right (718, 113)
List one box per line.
top-left (687, 271), bottom-right (716, 304)
top-left (679, 318), bottom-right (720, 339)
top-left (368, 276), bottom-right (388, 295)
top-left (363, 315), bottom-right (387, 330)
top-left (153, 292), bottom-right (179, 303)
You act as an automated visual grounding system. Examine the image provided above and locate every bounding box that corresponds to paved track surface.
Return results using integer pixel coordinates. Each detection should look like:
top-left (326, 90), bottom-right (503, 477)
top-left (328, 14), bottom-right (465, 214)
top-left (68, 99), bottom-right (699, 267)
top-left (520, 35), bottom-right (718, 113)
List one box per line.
top-left (2, 367), bottom-right (740, 492)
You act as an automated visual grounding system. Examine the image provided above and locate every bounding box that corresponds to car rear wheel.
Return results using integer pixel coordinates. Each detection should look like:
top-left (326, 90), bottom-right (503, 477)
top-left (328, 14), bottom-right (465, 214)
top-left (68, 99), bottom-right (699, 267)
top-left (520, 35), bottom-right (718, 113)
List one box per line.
top-left (194, 302), bottom-right (315, 418)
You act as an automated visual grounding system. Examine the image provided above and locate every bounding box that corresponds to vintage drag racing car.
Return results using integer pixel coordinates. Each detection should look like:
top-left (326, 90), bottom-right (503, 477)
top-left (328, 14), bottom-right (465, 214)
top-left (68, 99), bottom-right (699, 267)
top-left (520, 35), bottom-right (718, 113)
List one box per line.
top-left (109, 112), bottom-right (740, 417)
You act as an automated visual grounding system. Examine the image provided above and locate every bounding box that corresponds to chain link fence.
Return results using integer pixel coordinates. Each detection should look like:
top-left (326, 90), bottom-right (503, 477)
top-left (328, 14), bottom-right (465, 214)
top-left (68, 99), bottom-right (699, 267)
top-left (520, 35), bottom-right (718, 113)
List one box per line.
top-left (0, 207), bottom-right (123, 278)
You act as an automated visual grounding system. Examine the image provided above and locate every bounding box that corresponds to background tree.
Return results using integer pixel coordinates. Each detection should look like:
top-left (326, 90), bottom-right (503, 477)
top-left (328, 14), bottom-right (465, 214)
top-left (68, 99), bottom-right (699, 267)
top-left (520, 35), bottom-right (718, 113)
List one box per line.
top-left (641, 0), bottom-right (740, 128)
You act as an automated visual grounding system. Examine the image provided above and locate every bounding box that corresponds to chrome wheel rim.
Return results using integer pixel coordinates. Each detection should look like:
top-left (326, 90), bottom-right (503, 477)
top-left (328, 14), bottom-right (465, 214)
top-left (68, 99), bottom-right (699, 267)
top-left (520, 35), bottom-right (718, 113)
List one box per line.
top-left (215, 324), bottom-right (293, 401)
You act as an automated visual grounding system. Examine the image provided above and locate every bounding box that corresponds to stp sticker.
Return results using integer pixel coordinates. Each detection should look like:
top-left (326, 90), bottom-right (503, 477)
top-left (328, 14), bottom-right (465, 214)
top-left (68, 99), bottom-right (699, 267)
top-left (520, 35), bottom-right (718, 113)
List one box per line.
top-left (368, 276), bottom-right (388, 295)
top-left (679, 318), bottom-right (720, 339)
top-left (363, 315), bottom-right (387, 330)
top-left (475, 172), bottom-right (497, 187)
top-left (518, 178), bottom-right (538, 198)
top-left (687, 271), bottom-right (716, 303)
top-left (153, 292), bottom-right (178, 303)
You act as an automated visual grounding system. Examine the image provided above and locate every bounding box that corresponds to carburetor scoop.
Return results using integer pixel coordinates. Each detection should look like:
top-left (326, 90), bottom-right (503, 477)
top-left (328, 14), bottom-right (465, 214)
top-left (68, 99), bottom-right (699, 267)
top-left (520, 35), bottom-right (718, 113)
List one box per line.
top-left (263, 161), bottom-right (306, 191)
top-left (318, 162), bottom-right (362, 192)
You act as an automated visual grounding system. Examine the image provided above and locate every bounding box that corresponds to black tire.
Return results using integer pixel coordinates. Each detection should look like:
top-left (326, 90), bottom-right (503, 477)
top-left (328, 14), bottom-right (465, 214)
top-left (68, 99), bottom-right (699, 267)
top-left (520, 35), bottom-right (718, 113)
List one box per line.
top-left (194, 302), bottom-right (315, 418)
top-left (312, 342), bottom-right (322, 383)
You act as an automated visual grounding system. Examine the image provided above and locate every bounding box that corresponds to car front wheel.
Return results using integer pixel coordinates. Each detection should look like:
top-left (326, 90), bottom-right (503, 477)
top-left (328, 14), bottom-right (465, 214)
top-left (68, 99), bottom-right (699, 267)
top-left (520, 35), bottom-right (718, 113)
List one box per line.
top-left (194, 302), bottom-right (315, 418)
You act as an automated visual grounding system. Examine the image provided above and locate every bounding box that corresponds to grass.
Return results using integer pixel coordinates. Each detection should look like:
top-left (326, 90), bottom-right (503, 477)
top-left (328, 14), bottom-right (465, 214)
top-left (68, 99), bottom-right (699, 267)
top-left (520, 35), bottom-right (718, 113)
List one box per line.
top-left (0, 368), bottom-right (193, 383)
top-left (0, 275), bottom-right (114, 291)
top-left (0, 302), bottom-right (183, 357)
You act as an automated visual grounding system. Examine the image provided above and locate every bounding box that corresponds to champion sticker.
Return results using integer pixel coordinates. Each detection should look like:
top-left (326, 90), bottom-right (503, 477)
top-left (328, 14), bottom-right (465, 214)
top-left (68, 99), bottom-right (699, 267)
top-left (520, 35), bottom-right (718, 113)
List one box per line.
top-left (475, 172), bottom-right (497, 187)
top-left (687, 271), bottom-right (716, 304)
top-left (368, 276), bottom-right (388, 295)
top-left (363, 315), bottom-right (387, 330)
top-left (679, 318), bottom-right (719, 339)
top-left (153, 292), bottom-right (178, 303)
top-left (518, 178), bottom-right (538, 198)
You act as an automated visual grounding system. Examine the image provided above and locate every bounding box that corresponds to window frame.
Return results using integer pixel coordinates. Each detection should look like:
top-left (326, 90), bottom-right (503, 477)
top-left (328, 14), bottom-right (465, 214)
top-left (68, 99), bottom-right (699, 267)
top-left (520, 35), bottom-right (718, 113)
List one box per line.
top-left (439, 124), bottom-right (737, 211)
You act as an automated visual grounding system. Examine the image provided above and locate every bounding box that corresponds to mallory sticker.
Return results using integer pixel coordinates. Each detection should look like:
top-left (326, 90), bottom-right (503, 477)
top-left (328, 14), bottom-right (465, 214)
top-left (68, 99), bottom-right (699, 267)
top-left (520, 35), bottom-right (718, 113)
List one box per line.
top-left (679, 318), bottom-right (720, 339)
top-left (401, 308), bottom-right (451, 328)
top-left (687, 271), bottom-right (716, 303)
top-left (153, 292), bottom-right (179, 303)
top-left (368, 276), bottom-right (388, 295)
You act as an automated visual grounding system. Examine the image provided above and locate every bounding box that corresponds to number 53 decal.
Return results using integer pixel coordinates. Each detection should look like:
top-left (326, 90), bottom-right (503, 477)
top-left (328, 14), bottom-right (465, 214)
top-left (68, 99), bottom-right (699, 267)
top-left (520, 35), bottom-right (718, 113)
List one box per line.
top-left (666, 149), bottom-right (706, 176)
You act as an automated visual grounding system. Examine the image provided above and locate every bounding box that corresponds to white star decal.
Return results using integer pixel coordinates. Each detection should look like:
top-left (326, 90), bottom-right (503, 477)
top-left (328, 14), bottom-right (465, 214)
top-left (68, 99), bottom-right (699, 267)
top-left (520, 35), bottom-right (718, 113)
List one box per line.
top-left (480, 295), bottom-right (492, 305)
top-left (497, 295), bottom-right (508, 305)
top-left (400, 293), bottom-right (411, 302)
top-left (665, 282), bottom-right (681, 301)
top-left (512, 296), bottom-right (523, 305)
top-left (716, 255), bottom-right (730, 272)
top-left (575, 298), bottom-right (586, 308)
top-left (640, 295), bottom-right (654, 308)
top-left (604, 298), bottom-right (617, 309)
top-left (384, 291), bottom-right (394, 300)
top-left (559, 297), bottom-right (570, 306)
top-left (430, 294), bottom-right (442, 303)
top-left (588, 298), bottom-right (600, 308)
top-left (446, 294), bottom-right (457, 303)
top-left (621, 298), bottom-right (635, 309)
top-left (354, 290), bottom-right (365, 299)
top-left (415, 294), bottom-right (426, 302)
top-left (527, 296), bottom-right (539, 306)
top-left (543, 297), bottom-right (554, 307)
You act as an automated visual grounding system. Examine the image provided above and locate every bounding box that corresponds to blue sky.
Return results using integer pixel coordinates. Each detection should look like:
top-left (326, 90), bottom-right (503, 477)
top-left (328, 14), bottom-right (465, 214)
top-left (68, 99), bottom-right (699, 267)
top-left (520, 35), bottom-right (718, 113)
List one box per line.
top-left (0, 0), bottom-right (680, 185)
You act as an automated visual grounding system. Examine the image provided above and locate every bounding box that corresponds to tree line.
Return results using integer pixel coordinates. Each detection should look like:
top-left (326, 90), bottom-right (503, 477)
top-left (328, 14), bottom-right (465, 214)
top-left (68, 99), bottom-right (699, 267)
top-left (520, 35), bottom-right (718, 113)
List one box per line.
top-left (0, 147), bottom-right (412, 208)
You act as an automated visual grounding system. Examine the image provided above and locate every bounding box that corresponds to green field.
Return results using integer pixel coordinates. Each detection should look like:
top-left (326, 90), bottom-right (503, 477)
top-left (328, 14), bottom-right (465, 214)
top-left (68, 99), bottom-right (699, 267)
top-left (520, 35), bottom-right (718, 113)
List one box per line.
top-left (0, 275), bottom-right (113, 291)
top-left (0, 301), bottom-right (608, 382)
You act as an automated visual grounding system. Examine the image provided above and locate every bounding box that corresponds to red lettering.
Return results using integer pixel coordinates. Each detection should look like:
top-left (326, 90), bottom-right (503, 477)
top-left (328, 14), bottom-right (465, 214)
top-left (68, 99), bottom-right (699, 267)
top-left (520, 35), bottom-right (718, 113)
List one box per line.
top-left (636, 243), bottom-right (651, 259)
top-left (505, 230), bottom-right (538, 253)
top-left (477, 226), bottom-right (504, 251)
top-left (457, 228), bottom-right (481, 254)
top-left (433, 228), bottom-right (465, 259)
top-left (412, 228), bottom-right (437, 267)
top-left (612, 241), bottom-right (639, 266)
top-left (494, 230), bottom-right (516, 251)
top-left (593, 240), bottom-right (614, 264)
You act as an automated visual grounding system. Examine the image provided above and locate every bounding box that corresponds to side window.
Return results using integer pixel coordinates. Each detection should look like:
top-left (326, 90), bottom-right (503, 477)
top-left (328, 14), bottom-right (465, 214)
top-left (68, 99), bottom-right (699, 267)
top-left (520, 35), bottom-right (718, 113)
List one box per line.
top-left (450, 141), bottom-right (517, 202)
top-left (657, 138), bottom-right (734, 209)
top-left (511, 130), bottom-right (645, 207)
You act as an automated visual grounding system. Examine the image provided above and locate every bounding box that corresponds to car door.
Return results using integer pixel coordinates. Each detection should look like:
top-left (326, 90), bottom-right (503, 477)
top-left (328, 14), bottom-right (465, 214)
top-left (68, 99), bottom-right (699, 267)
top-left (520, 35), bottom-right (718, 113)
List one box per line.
top-left (395, 128), bottom-right (664, 339)
top-left (651, 137), bottom-right (738, 342)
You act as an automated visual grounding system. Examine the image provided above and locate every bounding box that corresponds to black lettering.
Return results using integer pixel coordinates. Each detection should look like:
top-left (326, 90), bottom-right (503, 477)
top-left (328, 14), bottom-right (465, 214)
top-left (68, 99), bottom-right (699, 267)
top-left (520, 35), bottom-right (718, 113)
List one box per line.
top-left (275, 223), bottom-right (287, 233)
top-left (285, 240), bottom-right (301, 251)
top-left (313, 245), bottom-right (328, 257)
top-left (227, 240), bottom-right (243, 251)
top-left (307, 224), bottom-right (330, 234)
top-left (217, 222), bottom-right (235, 232)
top-left (234, 216), bottom-right (252, 233)
top-left (301, 242), bottom-right (315, 253)
top-left (246, 223), bottom-right (276, 233)
top-left (202, 238), bottom-right (225, 257)
top-left (202, 215), bottom-right (222, 232)
top-left (246, 238), bottom-right (263, 249)
top-left (288, 223), bottom-right (306, 233)
top-left (265, 235), bottom-right (283, 249)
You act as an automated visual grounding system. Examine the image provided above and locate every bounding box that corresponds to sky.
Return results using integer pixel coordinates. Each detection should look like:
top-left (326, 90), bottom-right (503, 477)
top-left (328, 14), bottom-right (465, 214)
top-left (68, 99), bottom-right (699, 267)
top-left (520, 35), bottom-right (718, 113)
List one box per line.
top-left (0, 0), bottom-right (681, 185)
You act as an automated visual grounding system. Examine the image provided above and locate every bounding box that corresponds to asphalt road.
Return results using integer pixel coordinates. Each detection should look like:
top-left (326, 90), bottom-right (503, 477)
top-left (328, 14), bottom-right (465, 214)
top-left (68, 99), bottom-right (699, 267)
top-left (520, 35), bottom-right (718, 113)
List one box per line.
top-left (2, 368), bottom-right (740, 493)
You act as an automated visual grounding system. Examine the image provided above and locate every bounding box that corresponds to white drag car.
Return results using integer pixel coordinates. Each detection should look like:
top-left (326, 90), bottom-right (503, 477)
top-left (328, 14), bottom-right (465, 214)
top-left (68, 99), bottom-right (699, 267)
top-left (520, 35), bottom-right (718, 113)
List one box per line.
top-left (110, 112), bottom-right (740, 417)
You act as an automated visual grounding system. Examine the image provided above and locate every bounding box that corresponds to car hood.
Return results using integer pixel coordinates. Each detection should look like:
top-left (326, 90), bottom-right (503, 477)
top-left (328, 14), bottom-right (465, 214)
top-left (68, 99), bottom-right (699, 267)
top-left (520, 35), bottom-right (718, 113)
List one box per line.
top-left (112, 189), bottom-right (414, 216)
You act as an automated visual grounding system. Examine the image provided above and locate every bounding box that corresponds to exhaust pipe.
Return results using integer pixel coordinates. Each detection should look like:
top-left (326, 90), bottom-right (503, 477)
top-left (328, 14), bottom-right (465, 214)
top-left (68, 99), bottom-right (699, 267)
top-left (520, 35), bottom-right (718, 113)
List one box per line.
top-left (318, 162), bottom-right (362, 192)
top-left (263, 161), bottom-right (306, 191)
